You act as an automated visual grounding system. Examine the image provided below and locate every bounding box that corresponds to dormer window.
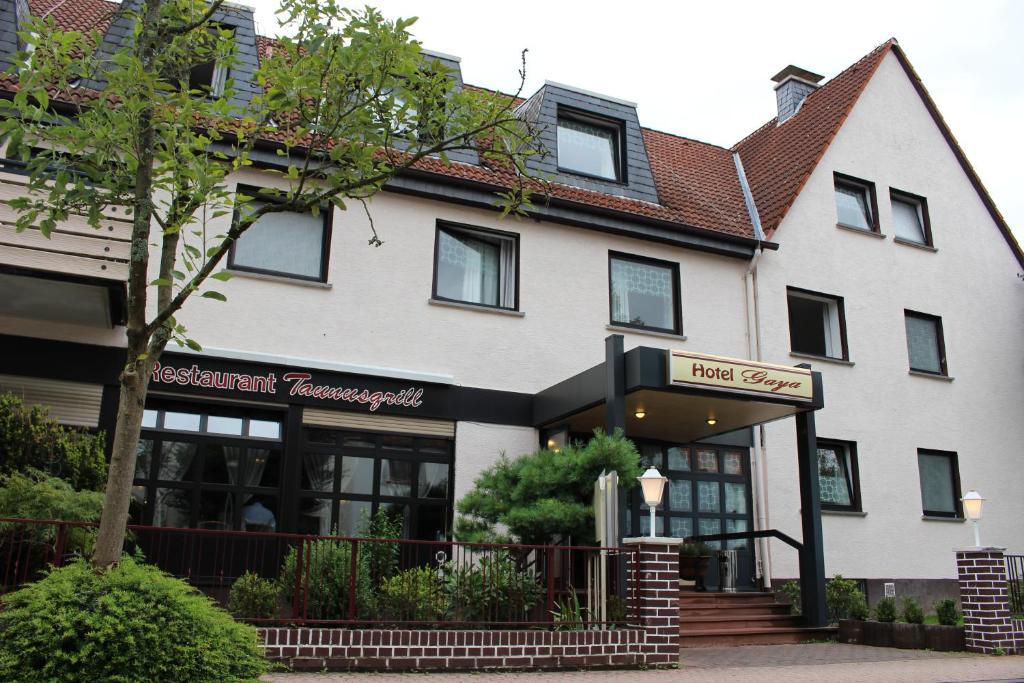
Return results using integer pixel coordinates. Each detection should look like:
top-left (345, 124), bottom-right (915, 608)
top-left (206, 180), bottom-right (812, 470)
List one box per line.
top-left (189, 57), bottom-right (228, 98)
top-left (557, 110), bottom-right (623, 182)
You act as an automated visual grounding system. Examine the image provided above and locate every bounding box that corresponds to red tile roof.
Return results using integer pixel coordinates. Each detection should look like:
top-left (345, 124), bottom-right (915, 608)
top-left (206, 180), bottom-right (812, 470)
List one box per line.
top-left (29, 0), bottom-right (117, 33)
top-left (732, 40), bottom-right (892, 237)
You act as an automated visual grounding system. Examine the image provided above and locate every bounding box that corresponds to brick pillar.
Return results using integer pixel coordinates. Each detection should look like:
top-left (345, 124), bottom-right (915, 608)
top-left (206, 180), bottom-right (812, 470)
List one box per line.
top-left (955, 547), bottom-right (1020, 654)
top-left (623, 537), bottom-right (681, 667)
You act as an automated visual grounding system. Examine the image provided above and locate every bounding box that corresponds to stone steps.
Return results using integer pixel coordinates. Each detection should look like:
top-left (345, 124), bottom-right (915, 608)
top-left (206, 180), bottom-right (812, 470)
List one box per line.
top-left (678, 590), bottom-right (833, 648)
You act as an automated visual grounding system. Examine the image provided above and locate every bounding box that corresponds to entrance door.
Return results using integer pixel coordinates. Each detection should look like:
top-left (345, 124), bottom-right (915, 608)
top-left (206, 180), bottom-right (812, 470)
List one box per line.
top-left (625, 440), bottom-right (756, 589)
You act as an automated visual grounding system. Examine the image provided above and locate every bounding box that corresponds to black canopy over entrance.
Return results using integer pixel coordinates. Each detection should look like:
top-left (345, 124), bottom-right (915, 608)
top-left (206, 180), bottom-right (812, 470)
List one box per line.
top-left (533, 336), bottom-right (829, 628)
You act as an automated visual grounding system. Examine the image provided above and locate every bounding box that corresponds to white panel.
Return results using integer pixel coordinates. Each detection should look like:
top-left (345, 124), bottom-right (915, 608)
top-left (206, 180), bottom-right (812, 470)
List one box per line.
top-left (0, 373), bottom-right (103, 427)
top-left (302, 407), bottom-right (454, 438)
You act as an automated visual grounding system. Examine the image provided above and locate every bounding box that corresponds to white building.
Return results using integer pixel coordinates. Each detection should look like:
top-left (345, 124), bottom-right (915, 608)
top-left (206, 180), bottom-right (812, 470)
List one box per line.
top-left (0, 0), bottom-right (1019, 610)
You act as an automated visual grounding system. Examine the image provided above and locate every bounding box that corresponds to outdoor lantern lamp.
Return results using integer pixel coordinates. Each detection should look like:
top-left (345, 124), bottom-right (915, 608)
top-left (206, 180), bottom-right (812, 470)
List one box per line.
top-left (637, 467), bottom-right (668, 538)
top-left (634, 408), bottom-right (647, 419)
top-left (961, 490), bottom-right (985, 547)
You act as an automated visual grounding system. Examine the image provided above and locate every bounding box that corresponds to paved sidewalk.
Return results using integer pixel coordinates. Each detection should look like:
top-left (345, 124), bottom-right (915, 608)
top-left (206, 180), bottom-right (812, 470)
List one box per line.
top-left (265, 643), bottom-right (1024, 683)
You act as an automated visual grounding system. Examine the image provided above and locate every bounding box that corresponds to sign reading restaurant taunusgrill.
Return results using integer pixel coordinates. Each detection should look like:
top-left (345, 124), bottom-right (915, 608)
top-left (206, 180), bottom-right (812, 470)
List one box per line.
top-left (150, 361), bottom-right (425, 412)
top-left (668, 350), bottom-right (813, 401)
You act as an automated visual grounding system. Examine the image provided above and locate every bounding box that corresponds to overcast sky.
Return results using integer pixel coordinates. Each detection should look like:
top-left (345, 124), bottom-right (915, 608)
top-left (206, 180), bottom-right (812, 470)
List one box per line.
top-left (247, 0), bottom-right (1023, 243)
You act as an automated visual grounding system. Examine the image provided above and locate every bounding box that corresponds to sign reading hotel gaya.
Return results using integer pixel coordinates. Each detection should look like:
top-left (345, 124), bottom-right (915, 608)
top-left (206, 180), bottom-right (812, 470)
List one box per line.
top-left (150, 361), bottom-right (425, 412)
top-left (668, 350), bottom-right (813, 401)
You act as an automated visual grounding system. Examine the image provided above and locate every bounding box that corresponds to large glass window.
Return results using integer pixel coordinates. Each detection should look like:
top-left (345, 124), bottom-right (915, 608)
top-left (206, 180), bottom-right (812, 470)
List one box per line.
top-left (557, 112), bottom-right (622, 181)
top-left (891, 190), bottom-right (931, 246)
top-left (134, 405), bottom-right (284, 531)
top-left (905, 310), bottom-right (947, 375)
top-left (299, 429), bottom-right (452, 541)
top-left (609, 253), bottom-right (680, 333)
top-left (917, 450), bottom-right (961, 518)
top-left (817, 439), bottom-right (860, 511)
top-left (229, 189), bottom-right (331, 282)
top-left (834, 174), bottom-right (877, 232)
top-left (433, 224), bottom-right (517, 310)
top-left (787, 288), bottom-right (847, 360)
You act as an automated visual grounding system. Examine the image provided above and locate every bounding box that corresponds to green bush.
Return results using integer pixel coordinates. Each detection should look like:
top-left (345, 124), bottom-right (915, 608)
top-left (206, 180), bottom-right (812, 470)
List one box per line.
top-left (826, 575), bottom-right (866, 623)
top-left (551, 587), bottom-right (585, 631)
top-left (0, 558), bottom-right (266, 683)
top-left (446, 550), bottom-right (543, 623)
top-left (778, 580), bottom-right (801, 615)
top-left (0, 392), bottom-right (107, 491)
top-left (228, 571), bottom-right (278, 620)
top-left (378, 566), bottom-right (448, 622)
top-left (0, 469), bottom-right (102, 554)
top-left (934, 598), bottom-right (960, 626)
top-left (849, 592), bottom-right (869, 620)
top-left (874, 596), bottom-right (897, 622)
top-left (901, 597), bottom-right (924, 624)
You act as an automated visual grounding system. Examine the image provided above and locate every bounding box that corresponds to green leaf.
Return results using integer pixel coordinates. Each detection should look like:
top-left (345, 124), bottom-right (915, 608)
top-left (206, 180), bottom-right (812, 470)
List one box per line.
top-left (184, 339), bottom-right (203, 352)
top-left (209, 271), bottom-right (234, 282)
top-left (148, 278), bottom-right (171, 286)
top-left (201, 291), bottom-right (227, 302)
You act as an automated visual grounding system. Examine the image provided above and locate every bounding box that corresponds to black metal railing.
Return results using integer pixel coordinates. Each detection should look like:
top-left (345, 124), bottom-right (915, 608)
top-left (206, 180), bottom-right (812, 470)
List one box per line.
top-left (1006, 554), bottom-right (1024, 617)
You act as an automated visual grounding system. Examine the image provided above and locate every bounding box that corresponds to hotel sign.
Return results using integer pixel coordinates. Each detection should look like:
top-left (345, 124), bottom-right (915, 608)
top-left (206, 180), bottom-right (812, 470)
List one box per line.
top-left (668, 350), bottom-right (813, 401)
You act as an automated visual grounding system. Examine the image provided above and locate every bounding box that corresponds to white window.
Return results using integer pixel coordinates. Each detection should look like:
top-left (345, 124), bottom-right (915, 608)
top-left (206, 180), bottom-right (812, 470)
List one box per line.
top-left (433, 224), bottom-right (517, 309)
top-left (891, 190), bottom-right (931, 245)
top-left (557, 112), bottom-right (622, 181)
top-left (609, 253), bottom-right (679, 333)
top-left (229, 195), bottom-right (330, 281)
top-left (787, 288), bottom-right (847, 360)
top-left (817, 440), bottom-right (860, 511)
top-left (834, 174), bottom-right (876, 232)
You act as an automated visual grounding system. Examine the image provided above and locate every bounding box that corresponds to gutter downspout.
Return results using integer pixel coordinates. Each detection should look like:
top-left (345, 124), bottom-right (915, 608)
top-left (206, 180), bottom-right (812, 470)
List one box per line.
top-left (734, 152), bottom-right (773, 589)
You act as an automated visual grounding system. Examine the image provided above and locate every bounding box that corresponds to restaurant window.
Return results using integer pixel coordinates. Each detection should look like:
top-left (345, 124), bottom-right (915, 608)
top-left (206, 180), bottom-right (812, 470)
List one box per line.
top-left (787, 287), bottom-right (847, 360)
top-left (609, 252), bottom-right (681, 334)
top-left (557, 110), bottom-right (624, 182)
top-left (891, 189), bottom-right (932, 246)
top-left (917, 449), bottom-right (961, 518)
top-left (433, 223), bottom-right (518, 310)
top-left (905, 310), bottom-right (947, 375)
top-left (299, 429), bottom-right (452, 541)
top-left (817, 439), bottom-right (861, 511)
top-left (132, 404), bottom-right (284, 531)
top-left (834, 173), bottom-right (878, 233)
top-left (228, 186), bottom-right (332, 282)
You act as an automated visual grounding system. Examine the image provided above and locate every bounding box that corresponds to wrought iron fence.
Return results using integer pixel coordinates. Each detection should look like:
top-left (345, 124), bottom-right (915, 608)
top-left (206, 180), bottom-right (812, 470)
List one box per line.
top-left (1007, 554), bottom-right (1024, 616)
top-left (0, 517), bottom-right (636, 628)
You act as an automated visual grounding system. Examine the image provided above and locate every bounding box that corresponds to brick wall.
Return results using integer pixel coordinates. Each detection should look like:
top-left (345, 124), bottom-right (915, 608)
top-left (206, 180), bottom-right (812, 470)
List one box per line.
top-left (258, 538), bottom-right (681, 671)
top-left (955, 548), bottom-right (1023, 654)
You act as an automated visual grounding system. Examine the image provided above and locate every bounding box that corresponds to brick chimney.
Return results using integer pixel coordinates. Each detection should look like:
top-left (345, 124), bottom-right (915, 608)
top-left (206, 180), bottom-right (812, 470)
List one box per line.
top-left (772, 65), bottom-right (824, 124)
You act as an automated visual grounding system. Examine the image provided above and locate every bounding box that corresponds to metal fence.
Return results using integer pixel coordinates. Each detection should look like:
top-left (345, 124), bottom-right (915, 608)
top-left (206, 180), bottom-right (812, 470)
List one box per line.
top-left (0, 517), bottom-right (636, 628)
top-left (1007, 554), bottom-right (1024, 616)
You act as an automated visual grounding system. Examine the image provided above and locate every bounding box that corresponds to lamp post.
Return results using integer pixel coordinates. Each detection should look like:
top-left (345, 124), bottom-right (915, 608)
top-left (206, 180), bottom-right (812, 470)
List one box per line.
top-left (961, 490), bottom-right (985, 547)
top-left (637, 467), bottom-right (668, 538)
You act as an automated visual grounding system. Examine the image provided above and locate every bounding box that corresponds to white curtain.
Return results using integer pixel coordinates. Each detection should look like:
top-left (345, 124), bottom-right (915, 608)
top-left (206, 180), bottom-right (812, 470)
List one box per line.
top-left (611, 260), bottom-right (631, 323)
top-left (302, 453), bottom-right (334, 535)
top-left (438, 229), bottom-right (503, 306)
top-left (499, 239), bottom-right (516, 308)
top-left (232, 200), bottom-right (324, 278)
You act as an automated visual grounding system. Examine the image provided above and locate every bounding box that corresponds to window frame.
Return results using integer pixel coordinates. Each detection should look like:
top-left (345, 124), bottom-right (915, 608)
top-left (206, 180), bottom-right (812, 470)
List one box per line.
top-left (834, 172), bottom-right (880, 234)
top-left (227, 184), bottom-right (333, 283)
top-left (816, 438), bottom-right (862, 512)
top-left (890, 188), bottom-right (933, 247)
top-left (556, 107), bottom-right (627, 184)
top-left (916, 449), bottom-right (963, 518)
top-left (904, 309), bottom-right (948, 376)
top-left (607, 251), bottom-right (682, 335)
top-left (430, 220), bottom-right (520, 312)
top-left (786, 286), bottom-right (850, 361)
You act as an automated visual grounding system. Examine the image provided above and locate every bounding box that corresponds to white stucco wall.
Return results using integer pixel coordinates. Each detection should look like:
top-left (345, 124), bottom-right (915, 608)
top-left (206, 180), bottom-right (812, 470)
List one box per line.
top-left (453, 421), bottom-right (539, 509)
top-left (755, 52), bottom-right (1024, 580)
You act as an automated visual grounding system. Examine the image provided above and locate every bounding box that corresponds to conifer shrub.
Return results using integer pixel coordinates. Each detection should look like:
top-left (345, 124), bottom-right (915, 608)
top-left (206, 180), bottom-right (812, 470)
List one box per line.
top-left (934, 598), bottom-right (960, 626)
top-left (902, 597), bottom-right (925, 624)
top-left (228, 571), bottom-right (279, 620)
top-left (874, 596), bottom-right (897, 622)
top-left (0, 558), bottom-right (266, 683)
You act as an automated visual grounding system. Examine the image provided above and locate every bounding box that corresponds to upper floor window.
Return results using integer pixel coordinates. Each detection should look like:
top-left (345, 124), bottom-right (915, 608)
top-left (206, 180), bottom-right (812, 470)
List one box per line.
top-left (609, 252), bottom-right (680, 334)
top-left (787, 287), bottom-right (848, 360)
top-left (891, 189), bottom-right (932, 246)
top-left (904, 310), bottom-right (947, 375)
top-left (228, 187), bottom-right (332, 282)
top-left (187, 26), bottom-right (233, 98)
top-left (917, 449), bottom-right (961, 518)
top-left (817, 439), bottom-right (861, 512)
top-left (433, 223), bottom-right (518, 310)
top-left (557, 110), bottom-right (623, 182)
top-left (834, 173), bottom-right (878, 233)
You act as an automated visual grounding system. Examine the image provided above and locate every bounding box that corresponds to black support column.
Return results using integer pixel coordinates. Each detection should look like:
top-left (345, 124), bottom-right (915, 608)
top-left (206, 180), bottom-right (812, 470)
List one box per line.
top-left (795, 407), bottom-right (827, 627)
top-left (605, 334), bottom-right (625, 435)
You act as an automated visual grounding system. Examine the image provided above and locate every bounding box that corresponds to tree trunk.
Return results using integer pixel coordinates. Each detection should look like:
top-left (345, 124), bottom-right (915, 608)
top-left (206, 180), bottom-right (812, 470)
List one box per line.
top-left (90, 345), bottom-right (151, 568)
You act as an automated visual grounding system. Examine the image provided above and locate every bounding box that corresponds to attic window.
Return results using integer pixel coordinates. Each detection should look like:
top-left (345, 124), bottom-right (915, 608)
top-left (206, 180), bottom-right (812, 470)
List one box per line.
top-left (185, 25), bottom-right (233, 98)
top-left (557, 110), bottom-right (623, 182)
top-left (834, 173), bottom-right (878, 233)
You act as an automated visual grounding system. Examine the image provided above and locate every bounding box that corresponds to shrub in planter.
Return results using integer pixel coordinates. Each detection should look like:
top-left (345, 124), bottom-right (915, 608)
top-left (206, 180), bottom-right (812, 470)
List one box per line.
top-left (378, 566), bottom-right (449, 622)
top-left (777, 579), bottom-right (801, 615)
top-left (826, 575), bottom-right (865, 623)
top-left (0, 558), bottom-right (266, 683)
top-left (901, 597), bottom-right (924, 625)
top-left (446, 551), bottom-right (543, 623)
top-left (934, 598), bottom-right (960, 626)
top-left (228, 571), bottom-right (279, 620)
top-left (279, 538), bottom-right (369, 620)
top-left (874, 596), bottom-right (897, 622)
top-left (849, 592), bottom-right (869, 620)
